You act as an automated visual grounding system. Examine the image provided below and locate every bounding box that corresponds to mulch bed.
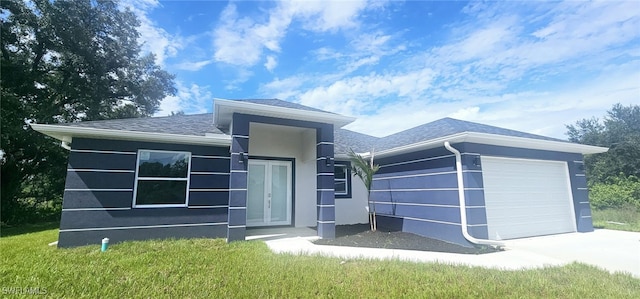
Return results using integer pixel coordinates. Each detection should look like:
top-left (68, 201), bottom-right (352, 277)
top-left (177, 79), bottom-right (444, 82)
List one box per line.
top-left (313, 224), bottom-right (500, 255)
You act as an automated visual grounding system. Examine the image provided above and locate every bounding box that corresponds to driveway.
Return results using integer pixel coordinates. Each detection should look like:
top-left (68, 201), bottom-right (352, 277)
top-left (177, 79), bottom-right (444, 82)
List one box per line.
top-left (502, 229), bottom-right (640, 277)
top-left (263, 228), bottom-right (640, 278)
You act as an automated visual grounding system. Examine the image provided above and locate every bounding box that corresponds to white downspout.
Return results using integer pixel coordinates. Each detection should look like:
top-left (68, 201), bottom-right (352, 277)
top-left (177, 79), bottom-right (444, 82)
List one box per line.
top-left (444, 142), bottom-right (503, 247)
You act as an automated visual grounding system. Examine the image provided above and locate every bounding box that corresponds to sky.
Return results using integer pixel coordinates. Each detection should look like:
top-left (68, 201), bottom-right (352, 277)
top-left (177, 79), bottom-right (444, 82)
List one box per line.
top-left (123, 0), bottom-right (639, 139)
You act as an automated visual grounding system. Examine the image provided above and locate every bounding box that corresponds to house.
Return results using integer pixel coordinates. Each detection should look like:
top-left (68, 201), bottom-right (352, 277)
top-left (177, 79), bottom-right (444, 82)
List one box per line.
top-left (31, 99), bottom-right (608, 248)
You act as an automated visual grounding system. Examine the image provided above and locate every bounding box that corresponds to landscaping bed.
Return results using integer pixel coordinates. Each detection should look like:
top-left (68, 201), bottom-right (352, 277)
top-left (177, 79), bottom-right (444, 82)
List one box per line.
top-left (313, 224), bottom-right (501, 254)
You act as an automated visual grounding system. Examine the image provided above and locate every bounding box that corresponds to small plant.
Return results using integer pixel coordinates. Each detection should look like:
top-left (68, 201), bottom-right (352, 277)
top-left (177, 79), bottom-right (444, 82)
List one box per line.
top-left (348, 149), bottom-right (380, 231)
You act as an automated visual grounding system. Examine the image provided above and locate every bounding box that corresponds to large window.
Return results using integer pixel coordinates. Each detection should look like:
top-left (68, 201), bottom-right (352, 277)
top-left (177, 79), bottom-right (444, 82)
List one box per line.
top-left (133, 150), bottom-right (191, 208)
top-left (334, 161), bottom-right (352, 198)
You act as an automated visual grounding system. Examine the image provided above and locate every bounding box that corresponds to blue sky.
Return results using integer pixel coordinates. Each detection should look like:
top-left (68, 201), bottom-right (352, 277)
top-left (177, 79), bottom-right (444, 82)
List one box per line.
top-left (124, 0), bottom-right (639, 139)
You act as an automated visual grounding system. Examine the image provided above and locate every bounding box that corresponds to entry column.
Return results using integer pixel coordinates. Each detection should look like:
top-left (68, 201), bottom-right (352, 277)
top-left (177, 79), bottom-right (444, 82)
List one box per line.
top-left (227, 114), bottom-right (249, 241)
top-left (316, 124), bottom-right (336, 239)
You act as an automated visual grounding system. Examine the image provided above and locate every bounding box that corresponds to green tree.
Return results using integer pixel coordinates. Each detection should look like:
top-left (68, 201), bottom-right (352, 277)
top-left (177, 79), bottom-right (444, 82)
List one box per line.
top-left (348, 149), bottom-right (380, 231)
top-left (1, 0), bottom-right (176, 224)
top-left (566, 103), bottom-right (640, 184)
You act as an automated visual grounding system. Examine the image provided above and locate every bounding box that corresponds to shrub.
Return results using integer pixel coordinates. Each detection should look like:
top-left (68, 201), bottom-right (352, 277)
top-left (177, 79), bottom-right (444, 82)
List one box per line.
top-left (589, 175), bottom-right (640, 210)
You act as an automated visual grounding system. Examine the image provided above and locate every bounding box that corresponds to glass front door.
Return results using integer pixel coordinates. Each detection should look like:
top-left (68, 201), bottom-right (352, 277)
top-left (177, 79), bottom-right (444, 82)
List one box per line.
top-left (246, 160), bottom-right (292, 226)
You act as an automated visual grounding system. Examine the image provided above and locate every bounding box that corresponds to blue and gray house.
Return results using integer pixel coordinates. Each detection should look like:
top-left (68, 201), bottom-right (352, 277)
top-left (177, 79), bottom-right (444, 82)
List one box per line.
top-left (31, 99), bottom-right (607, 248)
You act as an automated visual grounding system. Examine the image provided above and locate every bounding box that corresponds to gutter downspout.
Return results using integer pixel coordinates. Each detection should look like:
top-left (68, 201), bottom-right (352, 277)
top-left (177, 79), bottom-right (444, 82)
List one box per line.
top-left (444, 142), bottom-right (503, 247)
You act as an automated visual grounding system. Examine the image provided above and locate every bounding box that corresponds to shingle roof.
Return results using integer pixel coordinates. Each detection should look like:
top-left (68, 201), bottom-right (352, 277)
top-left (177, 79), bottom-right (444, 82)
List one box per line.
top-left (56, 113), bottom-right (226, 136)
top-left (48, 108), bottom-right (570, 153)
top-left (232, 99), bottom-right (335, 114)
top-left (374, 117), bottom-right (564, 151)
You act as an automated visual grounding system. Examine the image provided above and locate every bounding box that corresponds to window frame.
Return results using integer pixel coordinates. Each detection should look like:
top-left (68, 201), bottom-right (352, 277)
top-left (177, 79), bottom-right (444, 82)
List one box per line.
top-left (133, 149), bottom-right (192, 208)
top-left (334, 161), bottom-right (352, 199)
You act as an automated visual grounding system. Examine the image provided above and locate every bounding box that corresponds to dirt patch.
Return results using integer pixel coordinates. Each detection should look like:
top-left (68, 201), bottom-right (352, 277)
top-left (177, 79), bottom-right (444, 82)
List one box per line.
top-left (313, 224), bottom-right (500, 255)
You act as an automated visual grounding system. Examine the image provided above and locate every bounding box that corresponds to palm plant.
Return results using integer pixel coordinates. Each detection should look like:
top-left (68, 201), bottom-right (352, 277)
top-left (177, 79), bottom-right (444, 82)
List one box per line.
top-left (348, 149), bottom-right (380, 231)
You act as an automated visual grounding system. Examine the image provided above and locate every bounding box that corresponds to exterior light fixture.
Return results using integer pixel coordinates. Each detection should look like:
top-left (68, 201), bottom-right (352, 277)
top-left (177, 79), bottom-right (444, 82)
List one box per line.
top-left (239, 152), bottom-right (245, 164)
top-left (326, 156), bottom-right (332, 167)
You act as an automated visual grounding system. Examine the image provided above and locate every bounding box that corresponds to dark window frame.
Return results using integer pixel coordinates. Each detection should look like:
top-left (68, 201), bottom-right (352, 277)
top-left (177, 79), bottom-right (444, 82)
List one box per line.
top-left (334, 161), bottom-right (352, 199)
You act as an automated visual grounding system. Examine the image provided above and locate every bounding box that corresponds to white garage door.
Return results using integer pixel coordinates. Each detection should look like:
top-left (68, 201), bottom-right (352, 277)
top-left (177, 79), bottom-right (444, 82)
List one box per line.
top-left (481, 156), bottom-right (576, 240)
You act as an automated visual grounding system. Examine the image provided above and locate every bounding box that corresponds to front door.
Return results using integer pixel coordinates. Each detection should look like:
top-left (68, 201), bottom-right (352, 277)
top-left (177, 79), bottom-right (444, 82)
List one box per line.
top-left (246, 160), bottom-right (292, 227)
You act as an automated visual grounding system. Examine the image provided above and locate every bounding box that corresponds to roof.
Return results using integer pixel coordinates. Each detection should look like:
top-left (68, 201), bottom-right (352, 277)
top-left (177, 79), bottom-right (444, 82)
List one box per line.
top-left (214, 98), bottom-right (355, 129)
top-left (30, 99), bottom-right (608, 155)
top-left (375, 117), bottom-right (563, 151)
top-left (54, 113), bottom-right (226, 136)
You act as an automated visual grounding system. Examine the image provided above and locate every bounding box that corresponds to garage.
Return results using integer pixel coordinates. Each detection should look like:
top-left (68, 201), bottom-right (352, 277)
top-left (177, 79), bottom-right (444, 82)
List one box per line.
top-left (481, 156), bottom-right (577, 240)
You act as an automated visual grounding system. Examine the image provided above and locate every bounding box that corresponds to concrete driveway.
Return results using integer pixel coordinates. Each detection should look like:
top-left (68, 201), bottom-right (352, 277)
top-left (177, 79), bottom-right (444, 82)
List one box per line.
top-left (263, 228), bottom-right (640, 278)
top-left (502, 229), bottom-right (640, 277)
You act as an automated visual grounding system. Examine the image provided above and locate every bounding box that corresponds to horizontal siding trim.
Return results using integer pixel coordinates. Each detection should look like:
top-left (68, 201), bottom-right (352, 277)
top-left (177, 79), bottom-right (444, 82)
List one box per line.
top-left (60, 222), bottom-right (228, 232)
top-left (191, 155), bottom-right (230, 159)
top-left (317, 142), bottom-right (334, 146)
top-left (403, 216), bottom-right (461, 226)
top-left (318, 204), bottom-right (335, 208)
top-left (228, 206), bottom-right (247, 210)
top-left (190, 172), bottom-right (229, 175)
top-left (190, 189), bottom-right (230, 192)
top-left (68, 169), bottom-right (135, 173)
top-left (62, 207), bottom-right (131, 211)
top-left (71, 149), bottom-right (136, 155)
top-left (317, 220), bottom-right (335, 224)
top-left (379, 154), bottom-right (454, 169)
top-left (65, 189), bottom-right (133, 192)
top-left (372, 201), bottom-right (459, 208)
top-left (317, 189), bottom-right (334, 192)
top-left (228, 225), bottom-right (246, 228)
top-left (371, 188), bottom-right (483, 192)
top-left (188, 205), bottom-right (228, 209)
top-left (231, 135), bottom-right (249, 139)
top-left (579, 201), bottom-right (590, 204)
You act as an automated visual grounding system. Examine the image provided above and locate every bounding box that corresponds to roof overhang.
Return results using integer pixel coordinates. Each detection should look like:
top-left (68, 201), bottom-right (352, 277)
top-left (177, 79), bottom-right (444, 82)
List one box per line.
top-left (30, 123), bottom-right (231, 147)
top-left (214, 98), bottom-right (355, 129)
top-left (371, 132), bottom-right (608, 159)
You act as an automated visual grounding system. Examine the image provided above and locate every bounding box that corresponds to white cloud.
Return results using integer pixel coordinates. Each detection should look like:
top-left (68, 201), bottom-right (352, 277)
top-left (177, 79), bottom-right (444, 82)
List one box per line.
top-left (212, 0), bottom-right (382, 67)
top-left (119, 0), bottom-right (183, 66)
top-left (264, 56), bottom-right (277, 72)
top-left (175, 59), bottom-right (213, 71)
top-left (155, 82), bottom-right (212, 116)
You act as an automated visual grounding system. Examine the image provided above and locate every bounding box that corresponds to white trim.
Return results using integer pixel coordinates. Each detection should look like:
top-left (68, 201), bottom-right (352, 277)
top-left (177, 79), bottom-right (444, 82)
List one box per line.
top-left (232, 135), bottom-right (249, 139)
top-left (371, 132), bottom-right (608, 159)
top-left (577, 187), bottom-right (588, 190)
top-left (70, 149), bottom-right (136, 155)
top-left (214, 98), bottom-right (355, 128)
top-left (60, 222), bottom-right (228, 232)
top-left (318, 204), bottom-right (335, 208)
top-left (228, 225), bottom-right (246, 229)
top-left (62, 207), bottom-right (132, 211)
top-left (188, 205), bottom-right (229, 209)
top-left (317, 220), bottom-right (335, 224)
top-left (466, 223), bottom-right (488, 227)
top-left (133, 150), bottom-right (192, 208)
top-left (228, 188), bottom-right (247, 192)
top-left (65, 189), bottom-right (133, 192)
top-left (230, 170), bottom-right (248, 173)
top-left (403, 216), bottom-right (460, 226)
top-left (228, 206), bottom-right (247, 210)
top-left (317, 172), bottom-right (334, 176)
top-left (379, 154), bottom-right (454, 168)
top-left (580, 215), bottom-right (592, 218)
top-left (190, 189), bottom-right (230, 192)
top-left (579, 201), bottom-right (590, 204)
top-left (68, 169), bottom-right (135, 173)
top-left (317, 189), bottom-right (335, 192)
top-left (192, 155), bottom-right (231, 159)
top-left (371, 188), bottom-right (482, 192)
top-left (317, 142), bottom-right (334, 146)
top-left (190, 172), bottom-right (229, 175)
top-left (30, 123), bottom-right (231, 146)
top-left (575, 174), bottom-right (586, 177)
top-left (374, 170), bottom-right (457, 181)
top-left (372, 201), bottom-right (459, 208)
top-left (316, 157), bottom-right (335, 161)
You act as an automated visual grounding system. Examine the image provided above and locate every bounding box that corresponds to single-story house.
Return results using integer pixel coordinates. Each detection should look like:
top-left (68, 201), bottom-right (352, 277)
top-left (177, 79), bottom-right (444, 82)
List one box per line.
top-left (31, 99), bottom-right (608, 248)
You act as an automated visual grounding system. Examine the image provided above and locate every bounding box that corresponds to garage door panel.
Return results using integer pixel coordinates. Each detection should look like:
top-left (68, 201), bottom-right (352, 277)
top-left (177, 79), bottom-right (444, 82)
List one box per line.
top-left (482, 157), bottom-right (576, 240)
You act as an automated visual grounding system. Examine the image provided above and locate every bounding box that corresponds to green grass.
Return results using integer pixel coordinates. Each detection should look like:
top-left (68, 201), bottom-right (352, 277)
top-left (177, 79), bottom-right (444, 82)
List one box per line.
top-left (592, 207), bottom-right (640, 232)
top-left (1, 226), bottom-right (638, 298)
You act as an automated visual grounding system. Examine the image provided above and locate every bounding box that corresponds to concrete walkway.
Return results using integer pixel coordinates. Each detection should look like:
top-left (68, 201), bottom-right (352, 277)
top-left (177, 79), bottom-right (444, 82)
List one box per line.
top-left (256, 228), bottom-right (640, 278)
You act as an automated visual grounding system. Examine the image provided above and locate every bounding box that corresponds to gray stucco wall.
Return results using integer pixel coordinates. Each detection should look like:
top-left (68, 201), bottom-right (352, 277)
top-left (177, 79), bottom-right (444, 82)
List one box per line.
top-left (58, 138), bottom-right (230, 247)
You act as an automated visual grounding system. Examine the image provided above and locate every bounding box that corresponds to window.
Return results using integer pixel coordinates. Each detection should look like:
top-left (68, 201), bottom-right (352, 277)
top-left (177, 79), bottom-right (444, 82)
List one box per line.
top-left (334, 161), bottom-right (352, 198)
top-left (133, 150), bottom-right (191, 208)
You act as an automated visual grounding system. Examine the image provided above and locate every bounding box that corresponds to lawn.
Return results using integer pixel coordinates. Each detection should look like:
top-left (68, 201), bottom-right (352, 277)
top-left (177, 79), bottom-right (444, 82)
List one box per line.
top-left (1, 225), bottom-right (638, 298)
top-left (592, 207), bottom-right (640, 232)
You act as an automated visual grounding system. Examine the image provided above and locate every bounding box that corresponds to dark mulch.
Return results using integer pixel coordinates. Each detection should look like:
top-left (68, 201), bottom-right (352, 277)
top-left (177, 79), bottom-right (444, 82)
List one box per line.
top-left (313, 224), bottom-right (500, 255)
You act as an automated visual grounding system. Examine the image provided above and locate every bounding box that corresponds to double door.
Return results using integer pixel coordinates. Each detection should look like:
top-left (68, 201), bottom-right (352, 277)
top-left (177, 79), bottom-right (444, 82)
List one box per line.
top-left (246, 160), bottom-right (292, 226)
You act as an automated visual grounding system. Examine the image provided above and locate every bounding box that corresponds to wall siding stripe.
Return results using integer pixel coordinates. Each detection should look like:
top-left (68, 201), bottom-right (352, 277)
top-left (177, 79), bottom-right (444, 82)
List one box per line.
top-left (71, 149), bottom-right (136, 155)
top-left (60, 222), bottom-right (228, 232)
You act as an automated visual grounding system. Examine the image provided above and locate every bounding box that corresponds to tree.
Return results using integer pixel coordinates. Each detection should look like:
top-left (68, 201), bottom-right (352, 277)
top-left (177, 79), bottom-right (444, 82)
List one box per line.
top-left (348, 149), bottom-right (380, 231)
top-left (566, 103), bottom-right (640, 184)
top-left (1, 0), bottom-right (176, 224)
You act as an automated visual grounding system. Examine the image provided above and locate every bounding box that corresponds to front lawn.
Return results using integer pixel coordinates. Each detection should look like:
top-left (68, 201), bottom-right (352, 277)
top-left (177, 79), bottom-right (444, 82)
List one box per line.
top-left (1, 226), bottom-right (638, 298)
top-left (592, 207), bottom-right (640, 232)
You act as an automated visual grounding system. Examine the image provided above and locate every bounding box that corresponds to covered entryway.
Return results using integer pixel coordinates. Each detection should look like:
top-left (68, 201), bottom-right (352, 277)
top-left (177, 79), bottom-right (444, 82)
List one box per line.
top-left (247, 160), bottom-right (292, 226)
top-left (481, 156), bottom-right (576, 240)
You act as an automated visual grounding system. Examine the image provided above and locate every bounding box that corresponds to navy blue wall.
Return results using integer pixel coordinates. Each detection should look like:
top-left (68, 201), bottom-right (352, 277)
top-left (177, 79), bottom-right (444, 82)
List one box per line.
top-left (58, 138), bottom-right (230, 247)
top-left (372, 142), bottom-right (592, 247)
